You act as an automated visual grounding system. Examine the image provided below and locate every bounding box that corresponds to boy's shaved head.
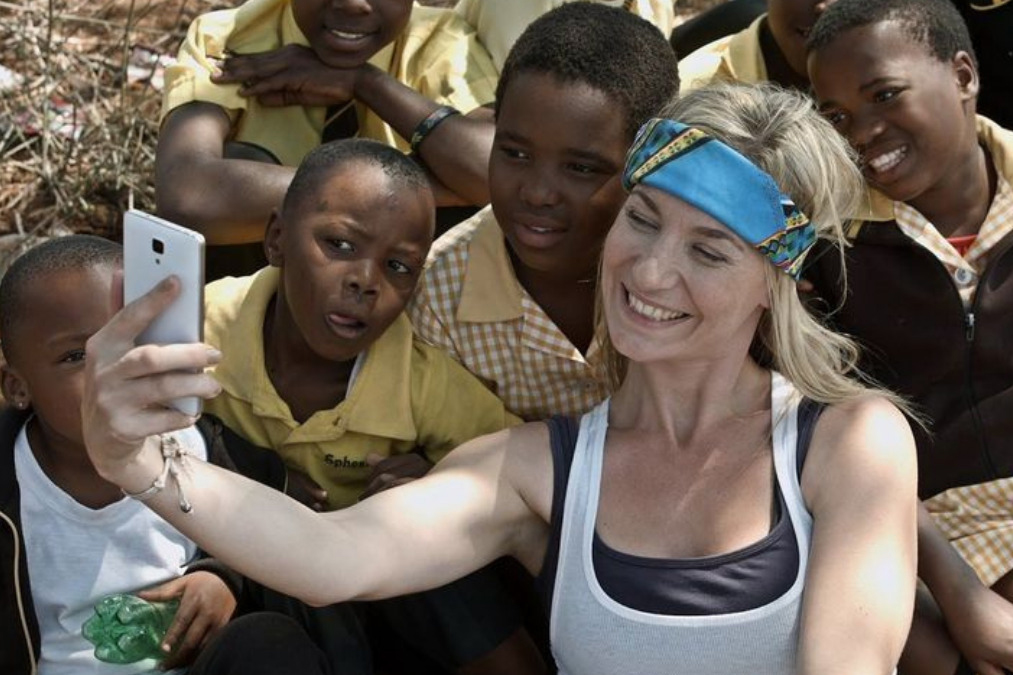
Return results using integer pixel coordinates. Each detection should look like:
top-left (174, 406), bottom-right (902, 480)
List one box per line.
top-left (0, 235), bottom-right (121, 364)
top-left (807, 0), bottom-right (975, 65)
top-left (495, 2), bottom-right (679, 141)
top-left (282, 138), bottom-right (431, 218)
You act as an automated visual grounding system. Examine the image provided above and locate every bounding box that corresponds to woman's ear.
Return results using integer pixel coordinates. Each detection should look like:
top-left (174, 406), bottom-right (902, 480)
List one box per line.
top-left (1, 365), bottom-right (30, 410)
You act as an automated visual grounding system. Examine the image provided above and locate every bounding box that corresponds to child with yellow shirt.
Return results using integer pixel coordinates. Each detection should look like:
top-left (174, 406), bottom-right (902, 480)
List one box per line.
top-left (202, 138), bottom-right (542, 674)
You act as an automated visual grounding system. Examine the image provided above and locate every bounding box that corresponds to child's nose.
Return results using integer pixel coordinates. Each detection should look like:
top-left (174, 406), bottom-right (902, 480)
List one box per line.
top-left (332, 0), bottom-right (372, 15)
top-left (518, 166), bottom-right (561, 208)
top-left (850, 110), bottom-right (886, 152)
top-left (343, 259), bottom-right (379, 296)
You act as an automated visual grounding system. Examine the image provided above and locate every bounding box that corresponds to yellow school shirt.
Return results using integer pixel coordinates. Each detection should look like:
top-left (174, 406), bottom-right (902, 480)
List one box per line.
top-left (204, 267), bottom-right (520, 510)
top-left (677, 15), bottom-right (767, 93)
top-left (162, 0), bottom-right (499, 167)
top-left (454, 0), bottom-right (676, 71)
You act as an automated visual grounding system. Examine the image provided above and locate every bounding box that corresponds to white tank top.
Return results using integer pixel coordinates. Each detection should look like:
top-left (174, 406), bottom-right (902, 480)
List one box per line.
top-left (550, 372), bottom-right (812, 675)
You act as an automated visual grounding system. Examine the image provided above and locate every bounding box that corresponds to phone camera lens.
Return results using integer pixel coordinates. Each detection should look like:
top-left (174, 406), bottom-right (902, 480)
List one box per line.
top-left (152, 239), bottom-right (164, 254)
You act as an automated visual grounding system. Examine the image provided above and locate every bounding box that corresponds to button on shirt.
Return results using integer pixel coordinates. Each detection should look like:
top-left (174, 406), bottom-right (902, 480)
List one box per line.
top-left (891, 172), bottom-right (1013, 307)
top-left (408, 207), bottom-right (609, 420)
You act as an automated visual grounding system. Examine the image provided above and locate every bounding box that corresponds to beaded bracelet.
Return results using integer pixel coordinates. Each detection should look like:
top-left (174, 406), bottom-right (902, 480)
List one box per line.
top-left (122, 433), bottom-right (194, 514)
top-left (410, 105), bottom-right (461, 154)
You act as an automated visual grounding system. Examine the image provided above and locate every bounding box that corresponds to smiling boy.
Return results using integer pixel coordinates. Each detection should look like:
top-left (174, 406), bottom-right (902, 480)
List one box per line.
top-left (408, 3), bottom-right (678, 420)
top-left (805, 1), bottom-right (1013, 673)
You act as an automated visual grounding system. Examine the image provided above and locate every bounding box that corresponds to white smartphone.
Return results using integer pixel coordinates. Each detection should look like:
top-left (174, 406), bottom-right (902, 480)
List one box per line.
top-left (123, 210), bottom-right (206, 416)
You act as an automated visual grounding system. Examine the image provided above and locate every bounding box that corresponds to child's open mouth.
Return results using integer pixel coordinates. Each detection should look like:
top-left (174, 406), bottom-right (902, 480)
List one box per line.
top-left (327, 312), bottom-right (367, 339)
top-left (512, 220), bottom-right (567, 250)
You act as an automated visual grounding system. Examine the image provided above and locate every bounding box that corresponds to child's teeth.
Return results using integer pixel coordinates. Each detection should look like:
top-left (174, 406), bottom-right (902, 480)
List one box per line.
top-left (869, 147), bottom-right (907, 173)
top-left (331, 29), bottom-right (367, 39)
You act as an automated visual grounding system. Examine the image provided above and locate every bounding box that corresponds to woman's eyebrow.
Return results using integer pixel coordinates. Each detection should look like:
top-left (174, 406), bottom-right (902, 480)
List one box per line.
top-left (630, 190), bottom-right (661, 214)
top-left (693, 225), bottom-right (746, 251)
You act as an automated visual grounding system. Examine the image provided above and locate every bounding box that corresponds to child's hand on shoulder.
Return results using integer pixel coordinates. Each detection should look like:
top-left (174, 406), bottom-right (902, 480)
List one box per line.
top-left (137, 570), bottom-right (237, 669)
top-left (211, 45), bottom-right (360, 107)
top-left (360, 451), bottom-right (433, 500)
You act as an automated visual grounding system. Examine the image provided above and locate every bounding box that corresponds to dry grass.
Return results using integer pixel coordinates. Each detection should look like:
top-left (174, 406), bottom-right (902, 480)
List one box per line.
top-left (0, 0), bottom-right (221, 264)
top-left (0, 0), bottom-right (719, 265)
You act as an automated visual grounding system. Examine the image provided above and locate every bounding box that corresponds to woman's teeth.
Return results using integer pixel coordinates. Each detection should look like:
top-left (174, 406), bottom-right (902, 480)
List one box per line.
top-left (628, 293), bottom-right (687, 322)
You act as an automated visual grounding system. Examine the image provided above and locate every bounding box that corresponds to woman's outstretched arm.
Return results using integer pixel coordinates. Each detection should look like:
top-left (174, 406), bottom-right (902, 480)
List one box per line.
top-left (82, 276), bottom-right (551, 606)
top-left (797, 396), bottom-right (918, 675)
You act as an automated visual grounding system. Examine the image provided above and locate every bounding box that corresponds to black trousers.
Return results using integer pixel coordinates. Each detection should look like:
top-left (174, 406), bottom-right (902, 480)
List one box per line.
top-left (189, 612), bottom-right (331, 675)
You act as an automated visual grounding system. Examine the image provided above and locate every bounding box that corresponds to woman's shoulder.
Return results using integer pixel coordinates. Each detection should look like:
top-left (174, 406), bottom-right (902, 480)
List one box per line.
top-left (802, 394), bottom-right (916, 508)
top-left (813, 394), bottom-right (913, 460)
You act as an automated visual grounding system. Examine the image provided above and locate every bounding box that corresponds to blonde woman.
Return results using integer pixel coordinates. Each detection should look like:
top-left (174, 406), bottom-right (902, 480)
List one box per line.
top-left (82, 84), bottom-right (916, 675)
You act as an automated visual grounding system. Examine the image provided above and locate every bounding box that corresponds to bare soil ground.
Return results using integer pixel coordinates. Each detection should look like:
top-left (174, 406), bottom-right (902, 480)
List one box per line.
top-left (0, 0), bottom-right (719, 262)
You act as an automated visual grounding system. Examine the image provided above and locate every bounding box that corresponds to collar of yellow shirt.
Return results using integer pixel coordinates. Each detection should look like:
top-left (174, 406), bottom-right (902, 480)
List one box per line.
top-left (454, 210), bottom-right (600, 363)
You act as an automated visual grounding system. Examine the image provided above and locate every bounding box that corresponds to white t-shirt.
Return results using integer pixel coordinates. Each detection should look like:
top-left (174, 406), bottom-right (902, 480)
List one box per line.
top-left (14, 422), bottom-right (206, 675)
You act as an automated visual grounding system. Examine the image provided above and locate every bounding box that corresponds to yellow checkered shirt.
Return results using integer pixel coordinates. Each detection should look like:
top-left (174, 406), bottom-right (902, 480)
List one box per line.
top-left (407, 207), bottom-right (608, 421)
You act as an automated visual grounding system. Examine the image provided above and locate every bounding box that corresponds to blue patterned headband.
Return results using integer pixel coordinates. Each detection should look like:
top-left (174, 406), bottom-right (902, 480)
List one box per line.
top-left (622, 119), bottom-right (815, 280)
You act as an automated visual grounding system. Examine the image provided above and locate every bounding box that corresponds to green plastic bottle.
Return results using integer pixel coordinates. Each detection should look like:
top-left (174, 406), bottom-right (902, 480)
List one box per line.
top-left (82, 594), bottom-right (179, 664)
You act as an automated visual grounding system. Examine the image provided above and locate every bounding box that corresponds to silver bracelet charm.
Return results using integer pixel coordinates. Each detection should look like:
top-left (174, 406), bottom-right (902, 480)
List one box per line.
top-left (122, 433), bottom-right (194, 513)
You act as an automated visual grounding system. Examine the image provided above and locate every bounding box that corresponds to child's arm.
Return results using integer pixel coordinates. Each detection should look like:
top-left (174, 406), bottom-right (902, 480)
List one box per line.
top-left (915, 503), bottom-right (1013, 674)
top-left (211, 47), bottom-right (494, 206)
top-left (154, 102), bottom-right (296, 245)
top-left (136, 570), bottom-right (236, 668)
top-left (353, 65), bottom-right (494, 206)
